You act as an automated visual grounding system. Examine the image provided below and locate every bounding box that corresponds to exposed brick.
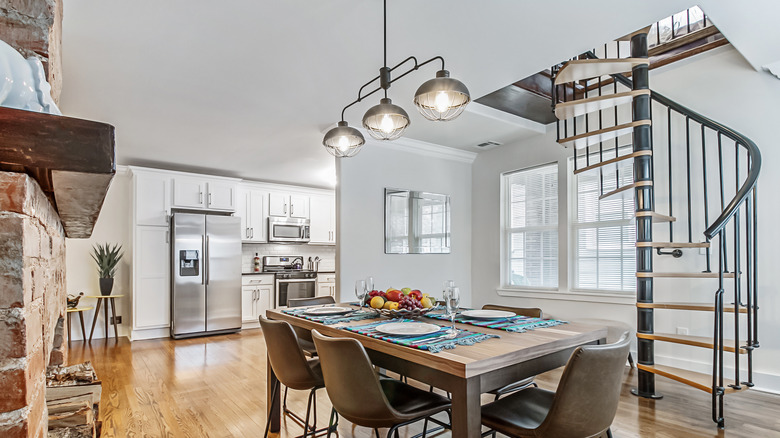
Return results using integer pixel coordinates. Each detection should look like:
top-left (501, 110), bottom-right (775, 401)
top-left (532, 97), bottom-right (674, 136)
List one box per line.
top-left (0, 422), bottom-right (26, 438)
top-left (0, 214), bottom-right (24, 308)
top-left (0, 308), bottom-right (26, 359)
top-left (0, 368), bottom-right (26, 412)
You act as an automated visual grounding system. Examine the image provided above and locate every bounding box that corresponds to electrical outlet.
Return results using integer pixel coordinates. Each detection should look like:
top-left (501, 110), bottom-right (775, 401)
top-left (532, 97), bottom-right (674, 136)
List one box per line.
top-left (676, 326), bottom-right (689, 335)
top-left (110, 316), bottom-right (122, 325)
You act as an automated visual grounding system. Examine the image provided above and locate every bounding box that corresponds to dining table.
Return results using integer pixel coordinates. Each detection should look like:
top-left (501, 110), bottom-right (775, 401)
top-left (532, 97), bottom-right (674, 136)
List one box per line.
top-left (265, 305), bottom-right (608, 437)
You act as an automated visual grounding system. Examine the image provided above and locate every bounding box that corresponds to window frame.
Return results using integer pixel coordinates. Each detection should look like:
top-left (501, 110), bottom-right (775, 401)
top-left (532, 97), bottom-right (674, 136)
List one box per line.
top-left (500, 162), bottom-right (560, 291)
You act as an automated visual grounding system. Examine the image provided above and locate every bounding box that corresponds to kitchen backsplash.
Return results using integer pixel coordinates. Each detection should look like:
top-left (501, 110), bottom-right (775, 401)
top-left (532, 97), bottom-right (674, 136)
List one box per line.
top-left (242, 243), bottom-right (336, 273)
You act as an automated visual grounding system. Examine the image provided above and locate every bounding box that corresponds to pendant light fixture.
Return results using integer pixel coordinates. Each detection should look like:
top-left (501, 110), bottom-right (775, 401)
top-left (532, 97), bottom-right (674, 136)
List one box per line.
top-left (323, 0), bottom-right (470, 156)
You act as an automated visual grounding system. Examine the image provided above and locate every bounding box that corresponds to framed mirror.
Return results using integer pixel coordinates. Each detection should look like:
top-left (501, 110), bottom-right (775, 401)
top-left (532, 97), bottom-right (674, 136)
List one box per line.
top-left (385, 188), bottom-right (451, 254)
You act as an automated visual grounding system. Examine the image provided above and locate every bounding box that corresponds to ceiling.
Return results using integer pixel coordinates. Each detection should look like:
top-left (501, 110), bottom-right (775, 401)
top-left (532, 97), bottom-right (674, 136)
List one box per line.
top-left (59, 1), bottom-right (778, 188)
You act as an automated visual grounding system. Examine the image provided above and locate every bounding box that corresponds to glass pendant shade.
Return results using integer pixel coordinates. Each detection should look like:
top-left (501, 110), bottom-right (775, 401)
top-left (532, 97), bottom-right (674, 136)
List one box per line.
top-left (413, 70), bottom-right (471, 121)
top-left (362, 98), bottom-right (410, 141)
top-left (322, 121), bottom-right (365, 158)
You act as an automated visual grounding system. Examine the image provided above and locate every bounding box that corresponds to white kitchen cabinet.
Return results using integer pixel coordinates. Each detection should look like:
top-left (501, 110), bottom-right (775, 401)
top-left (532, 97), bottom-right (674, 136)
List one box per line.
top-left (242, 275), bottom-right (274, 327)
top-left (317, 273), bottom-right (337, 298)
top-left (172, 176), bottom-right (237, 212)
top-left (237, 186), bottom-right (267, 242)
top-left (133, 226), bottom-right (170, 330)
top-left (309, 195), bottom-right (336, 245)
top-left (268, 193), bottom-right (309, 218)
top-left (134, 171), bottom-right (171, 227)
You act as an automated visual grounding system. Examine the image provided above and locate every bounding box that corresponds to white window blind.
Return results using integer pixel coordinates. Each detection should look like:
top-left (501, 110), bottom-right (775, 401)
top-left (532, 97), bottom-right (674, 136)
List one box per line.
top-left (573, 157), bottom-right (636, 292)
top-left (503, 164), bottom-right (558, 288)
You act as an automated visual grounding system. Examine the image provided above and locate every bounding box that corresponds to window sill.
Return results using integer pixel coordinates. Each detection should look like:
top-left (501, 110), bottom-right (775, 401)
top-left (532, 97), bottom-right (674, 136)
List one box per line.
top-left (496, 288), bottom-right (636, 305)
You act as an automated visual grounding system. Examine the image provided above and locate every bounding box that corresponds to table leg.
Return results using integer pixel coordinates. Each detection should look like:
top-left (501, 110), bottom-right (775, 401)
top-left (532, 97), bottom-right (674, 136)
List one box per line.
top-left (267, 353), bottom-right (281, 433)
top-left (104, 299), bottom-right (109, 341)
top-left (89, 299), bottom-right (103, 342)
top-left (78, 312), bottom-right (86, 341)
top-left (67, 313), bottom-right (72, 345)
top-left (449, 376), bottom-right (481, 438)
top-left (109, 298), bottom-right (119, 341)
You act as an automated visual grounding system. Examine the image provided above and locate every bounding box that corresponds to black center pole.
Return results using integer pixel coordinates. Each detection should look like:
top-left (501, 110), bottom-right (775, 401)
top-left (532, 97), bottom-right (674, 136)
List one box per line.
top-left (629, 32), bottom-right (663, 400)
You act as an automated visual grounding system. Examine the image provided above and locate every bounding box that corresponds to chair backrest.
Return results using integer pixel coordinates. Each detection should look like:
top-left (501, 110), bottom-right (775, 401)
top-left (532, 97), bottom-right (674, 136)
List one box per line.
top-left (311, 330), bottom-right (399, 425)
top-left (258, 316), bottom-right (322, 390)
top-left (537, 333), bottom-right (630, 437)
top-left (288, 296), bottom-right (336, 307)
top-left (482, 304), bottom-right (543, 318)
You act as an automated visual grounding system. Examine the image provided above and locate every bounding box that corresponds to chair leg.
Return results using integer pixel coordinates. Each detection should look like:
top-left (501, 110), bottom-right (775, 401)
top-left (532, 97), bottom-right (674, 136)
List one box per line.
top-left (326, 408), bottom-right (338, 437)
top-left (302, 389), bottom-right (314, 438)
top-left (628, 352), bottom-right (635, 368)
top-left (283, 386), bottom-right (289, 412)
top-left (264, 380), bottom-right (280, 438)
top-left (607, 427), bottom-right (614, 438)
top-left (311, 389), bottom-right (318, 434)
top-left (421, 418), bottom-right (428, 438)
top-left (374, 429), bottom-right (380, 438)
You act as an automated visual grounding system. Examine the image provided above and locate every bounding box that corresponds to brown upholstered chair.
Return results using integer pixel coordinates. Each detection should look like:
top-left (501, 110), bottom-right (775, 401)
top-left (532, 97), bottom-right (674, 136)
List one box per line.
top-left (482, 305), bottom-right (543, 400)
top-left (481, 333), bottom-right (631, 438)
top-left (574, 318), bottom-right (635, 368)
top-left (311, 330), bottom-right (451, 438)
top-left (259, 316), bottom-right (336, 438)
top-left (287, 295), bottom-right (336, 357)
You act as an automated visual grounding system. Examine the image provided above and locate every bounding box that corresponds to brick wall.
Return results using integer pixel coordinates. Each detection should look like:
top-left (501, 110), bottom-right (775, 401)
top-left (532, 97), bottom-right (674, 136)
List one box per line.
top-left (0, 0), bottom-right (62, 103)
top-left (0, 172), bottom-right (67, 437)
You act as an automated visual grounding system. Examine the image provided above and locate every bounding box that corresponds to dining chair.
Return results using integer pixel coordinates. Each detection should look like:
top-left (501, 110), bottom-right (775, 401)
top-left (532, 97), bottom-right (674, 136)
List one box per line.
top-left (482, 304), bottom-right (543, 400)
top-left (481, 332), bottom-right (631, 438)
top-left (574, 318), bottom-right (635, 368)
top-left (288, 296), bottom-right (337, 357)
top-left (311, 330), bottom-right (452, 438)
top-left (259, 316), bottom-right (336, 438)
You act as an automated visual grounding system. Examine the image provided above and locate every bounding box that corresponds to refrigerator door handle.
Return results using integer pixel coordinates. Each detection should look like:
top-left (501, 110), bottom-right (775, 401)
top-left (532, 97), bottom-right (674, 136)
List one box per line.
top-left (201, 235), bottom-right (206, 285)
top-left (205, 235), bottom-right (210, 285)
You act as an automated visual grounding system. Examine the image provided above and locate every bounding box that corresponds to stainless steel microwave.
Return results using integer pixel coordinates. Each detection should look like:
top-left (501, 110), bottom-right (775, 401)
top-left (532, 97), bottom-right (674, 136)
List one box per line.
top-left (268, 217), bottom-right (310, 243)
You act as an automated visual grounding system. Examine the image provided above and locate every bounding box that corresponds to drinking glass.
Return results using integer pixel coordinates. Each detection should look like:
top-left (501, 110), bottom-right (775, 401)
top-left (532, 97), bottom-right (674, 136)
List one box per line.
top-left (366, 276), bottom-right (374, 294)
top-left (355, 280), bottom-right (367, 312)
top-left (445, 286), bottom-right (461, 337)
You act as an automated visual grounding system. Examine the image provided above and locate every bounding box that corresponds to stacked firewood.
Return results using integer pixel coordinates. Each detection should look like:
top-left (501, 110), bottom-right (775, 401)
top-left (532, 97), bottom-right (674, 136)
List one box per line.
top-left (45, 362), bottom-right (102, 437)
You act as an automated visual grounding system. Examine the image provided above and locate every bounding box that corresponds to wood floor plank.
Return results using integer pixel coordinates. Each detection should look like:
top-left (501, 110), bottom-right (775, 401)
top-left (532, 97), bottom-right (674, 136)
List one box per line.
top-left (66, 330), bottom-right (780, 437)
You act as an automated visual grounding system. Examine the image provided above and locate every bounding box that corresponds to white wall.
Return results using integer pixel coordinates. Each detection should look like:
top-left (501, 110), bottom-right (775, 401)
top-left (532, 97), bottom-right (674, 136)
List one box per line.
top-left (471, 46), bottom-right (780, 392)
top-left (65, 169), bottom-right (132, 340)
top-left (338, 140), bottom-right (474, 305)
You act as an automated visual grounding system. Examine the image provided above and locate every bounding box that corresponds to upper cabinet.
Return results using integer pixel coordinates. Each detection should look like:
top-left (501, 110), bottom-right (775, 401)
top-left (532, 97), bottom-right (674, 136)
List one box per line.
top-left (309, 195), bottom-right (336, 245)
top-left (269, 193), bottom-right (309, 219)
top-left (172, 176), bottom-right (237, 212)
top-left (237, 184), bottom-right (267, 242)
top-left (133, 171), bottom-right (171, 227)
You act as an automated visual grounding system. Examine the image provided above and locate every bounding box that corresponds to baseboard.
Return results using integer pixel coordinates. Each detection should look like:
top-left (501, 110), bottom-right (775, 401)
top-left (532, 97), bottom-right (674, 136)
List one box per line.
top-left (130, 327), bottom-right (170, 341)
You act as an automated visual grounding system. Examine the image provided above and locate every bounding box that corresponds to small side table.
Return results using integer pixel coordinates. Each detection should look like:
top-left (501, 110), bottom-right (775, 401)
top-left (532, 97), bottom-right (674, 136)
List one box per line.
top-left (66, 307), bottom-right (93, 344)
top-left (87, 295), bottom-right (124, 342)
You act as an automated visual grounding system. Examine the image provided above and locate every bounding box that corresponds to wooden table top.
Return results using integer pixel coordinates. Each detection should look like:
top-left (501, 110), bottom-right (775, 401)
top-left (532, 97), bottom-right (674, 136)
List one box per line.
top-left (85, 294), bottom-right (125, 299)
top-left (66, 306), bottom-right (93, 312)
top-left (267, 305), bottom-right (608, 379)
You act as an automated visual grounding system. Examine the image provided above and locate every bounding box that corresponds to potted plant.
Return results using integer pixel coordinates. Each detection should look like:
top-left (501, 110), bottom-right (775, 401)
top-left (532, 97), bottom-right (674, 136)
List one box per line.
top-left (91, 243), bottom-right (123, 296)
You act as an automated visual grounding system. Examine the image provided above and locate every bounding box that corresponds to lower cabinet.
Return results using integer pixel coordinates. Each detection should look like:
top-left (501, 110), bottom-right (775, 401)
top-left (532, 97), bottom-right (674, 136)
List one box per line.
top-left (317, 273), bottom-right (337, 299)
top-left (242, 275), bottom-right (274, 328)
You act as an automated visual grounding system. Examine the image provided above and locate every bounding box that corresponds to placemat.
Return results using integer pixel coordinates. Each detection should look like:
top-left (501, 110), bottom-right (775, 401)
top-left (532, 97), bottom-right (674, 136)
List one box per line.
top-left (424, 312), bottom-right (567, 333)
top-left (342, 319), bottom-right (500, 353)
top-left (282, 307), bottom-right (380, 325)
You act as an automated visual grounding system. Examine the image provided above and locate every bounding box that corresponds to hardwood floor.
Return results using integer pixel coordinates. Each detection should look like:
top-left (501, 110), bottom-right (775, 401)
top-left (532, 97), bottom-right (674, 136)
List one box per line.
top-left (68, 330), bottom-right (780, 437)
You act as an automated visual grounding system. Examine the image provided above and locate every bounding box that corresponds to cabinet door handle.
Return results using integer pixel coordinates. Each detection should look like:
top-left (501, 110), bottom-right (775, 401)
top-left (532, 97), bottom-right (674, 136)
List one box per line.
top-left (291, 204), bottom-right (294, 216)
top-left (208, 192), bottom-right (212, 206)
top-left (166, 230), bottom-right (169, 243)
top-left (199, 191), bottom-right (203, 204)
top-left (245, 228), bottom-right (249, 238)
top-left (284, 203), bottom-right (287, 215)
top-left (251, 228), bottom-right (254, 239)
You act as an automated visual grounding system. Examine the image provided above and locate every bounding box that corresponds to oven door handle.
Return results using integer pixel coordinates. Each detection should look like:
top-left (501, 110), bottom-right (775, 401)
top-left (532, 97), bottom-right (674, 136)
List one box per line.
top-left (276, 278), bottom-right (317, 283)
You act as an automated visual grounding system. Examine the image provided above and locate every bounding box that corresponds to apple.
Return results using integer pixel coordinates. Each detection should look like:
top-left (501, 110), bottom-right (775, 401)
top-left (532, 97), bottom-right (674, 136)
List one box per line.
top-left (386, 290), bottom-right (403, 302)
top-left (401, 287), bottom-right (412, 295)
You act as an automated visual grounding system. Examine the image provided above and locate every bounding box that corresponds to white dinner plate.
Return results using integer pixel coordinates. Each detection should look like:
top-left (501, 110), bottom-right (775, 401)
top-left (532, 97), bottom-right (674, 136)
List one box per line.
top-left (303, 306), bottom-right (353, 316)
top-left (375, 322), bottom-right (442, 337)
top-left (461, 310), bottom-right (516, 320)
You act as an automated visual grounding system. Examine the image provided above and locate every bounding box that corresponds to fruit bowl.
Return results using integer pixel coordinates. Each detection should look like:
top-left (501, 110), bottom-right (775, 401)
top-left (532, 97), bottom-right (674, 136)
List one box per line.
top-left (377, 306), bottom-right (436, 319)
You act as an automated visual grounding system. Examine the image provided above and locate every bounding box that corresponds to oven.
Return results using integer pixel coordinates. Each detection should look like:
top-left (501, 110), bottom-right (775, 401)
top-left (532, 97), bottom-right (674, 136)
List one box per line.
top-left (268, 217), bottom-right (310, 244)
top-left (275, 273), bottom-right (317, 308)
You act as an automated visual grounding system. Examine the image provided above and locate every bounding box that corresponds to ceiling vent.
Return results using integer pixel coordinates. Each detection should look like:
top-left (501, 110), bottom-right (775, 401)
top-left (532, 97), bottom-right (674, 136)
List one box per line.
top-left (476, 140), bottom-right (502, 149)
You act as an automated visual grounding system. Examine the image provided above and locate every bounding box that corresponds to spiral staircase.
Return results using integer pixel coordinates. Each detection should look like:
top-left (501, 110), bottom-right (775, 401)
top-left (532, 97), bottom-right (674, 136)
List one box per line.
top-left (550, 29), bottom-right (761, 428)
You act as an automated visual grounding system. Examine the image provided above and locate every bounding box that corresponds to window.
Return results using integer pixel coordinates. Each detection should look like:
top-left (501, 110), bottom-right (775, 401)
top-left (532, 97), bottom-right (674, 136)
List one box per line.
top-left (572, 156), bottom-right (636, 292)
top-left (503, 164), bottom-right (558, 288)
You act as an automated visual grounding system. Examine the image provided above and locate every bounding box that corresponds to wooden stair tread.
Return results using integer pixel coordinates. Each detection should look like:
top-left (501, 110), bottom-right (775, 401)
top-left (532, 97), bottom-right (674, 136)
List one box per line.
top-left (559, 120), bottom-right (651, 149)
top-left (636, 271), bottom-right (736, 278)
top-left (636, 241), bottom-right (710, 248)
top-left (637, 364), bottom-right (747, 394)
top-left (635, 211), bottom-right (676, 223)
top-left (637, 302), bottom-right (747, 313)
top-left (554, 58), bottom-right (650, 84)
top-left (555, 89), bottom-right (651, 119)
top-left (637, 332), bottom-right (746, 354)
top-left (599, 180), bottom-right (652, 200)
top-left (574, 150), bottom-right (652, 175)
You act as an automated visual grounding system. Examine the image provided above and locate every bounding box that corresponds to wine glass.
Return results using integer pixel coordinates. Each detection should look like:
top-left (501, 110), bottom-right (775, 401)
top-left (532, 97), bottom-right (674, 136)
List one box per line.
top-left (445, 286), bottom-right (461, 338)
top-left (355, 280), bottom-right (367, 312)
top-left (443, 280), bottom-right (455, 304)
top-left (366, 276), bottom-right (374, 294)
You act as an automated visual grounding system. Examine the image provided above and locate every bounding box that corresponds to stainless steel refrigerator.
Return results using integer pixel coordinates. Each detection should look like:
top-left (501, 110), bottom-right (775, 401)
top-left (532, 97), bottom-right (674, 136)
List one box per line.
top-left (171, 213), bottom-right (242, 339)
